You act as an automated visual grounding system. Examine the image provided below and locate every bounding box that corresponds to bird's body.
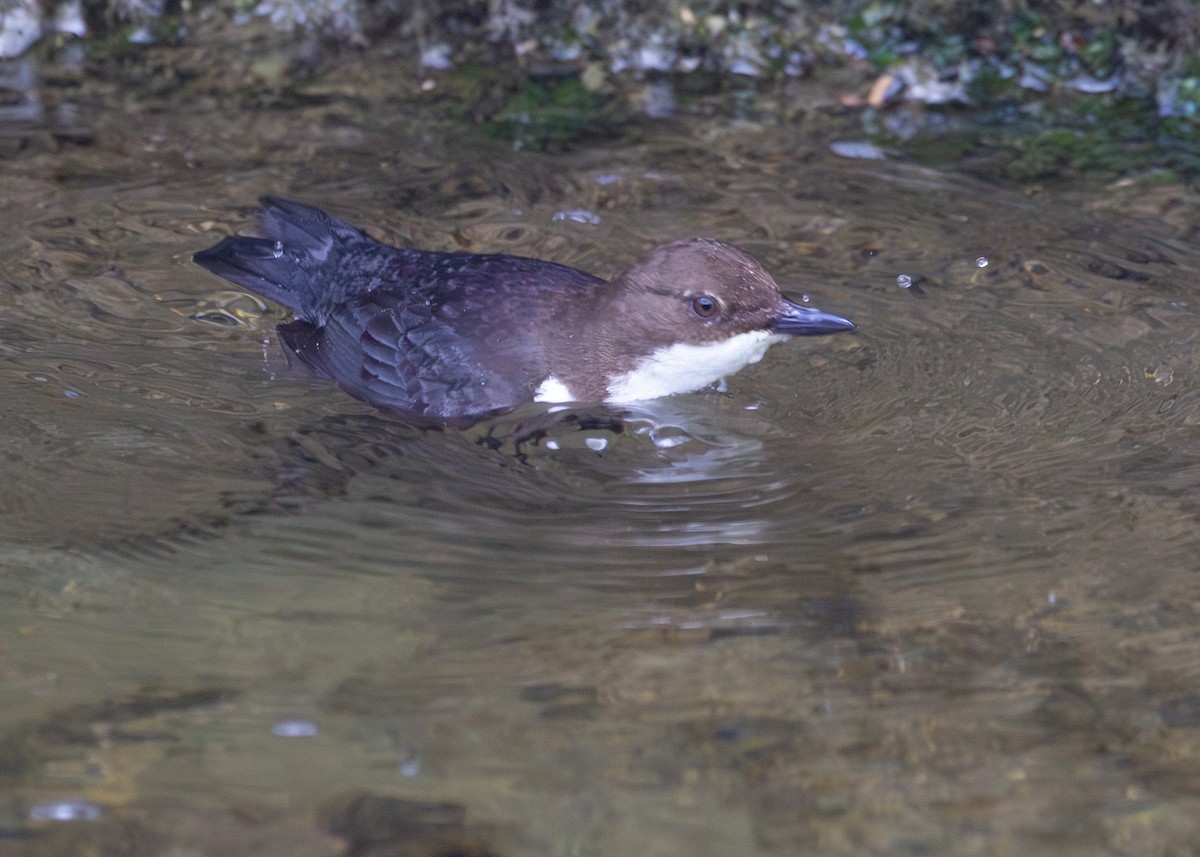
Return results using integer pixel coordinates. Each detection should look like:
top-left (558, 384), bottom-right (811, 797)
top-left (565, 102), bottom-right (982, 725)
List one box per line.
top-left (194, 197), bottom-right (854, 422)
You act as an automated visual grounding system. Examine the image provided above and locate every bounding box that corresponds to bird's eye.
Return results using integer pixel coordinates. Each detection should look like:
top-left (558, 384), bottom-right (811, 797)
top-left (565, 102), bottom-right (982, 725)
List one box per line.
top-left (691, 295), bottom-right (719, 319)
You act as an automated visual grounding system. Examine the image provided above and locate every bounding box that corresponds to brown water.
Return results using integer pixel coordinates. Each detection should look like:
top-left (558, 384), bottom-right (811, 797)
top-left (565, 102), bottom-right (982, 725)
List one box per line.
top-left (3, 49), bottom-right (1200, 856)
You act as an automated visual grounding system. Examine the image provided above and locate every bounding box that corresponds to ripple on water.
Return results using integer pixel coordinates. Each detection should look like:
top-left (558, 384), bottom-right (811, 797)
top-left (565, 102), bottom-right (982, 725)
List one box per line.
top-left (6, 93), bottom-right (1200, 857)
top-left (227, 400), bottom-right (812, 573)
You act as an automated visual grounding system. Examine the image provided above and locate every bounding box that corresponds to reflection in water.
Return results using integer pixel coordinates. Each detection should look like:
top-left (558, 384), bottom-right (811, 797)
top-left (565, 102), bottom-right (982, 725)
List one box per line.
top-left (2, 52), bottom-right (1200, 856)
top-left (0, 59), bottom-right (41, 123)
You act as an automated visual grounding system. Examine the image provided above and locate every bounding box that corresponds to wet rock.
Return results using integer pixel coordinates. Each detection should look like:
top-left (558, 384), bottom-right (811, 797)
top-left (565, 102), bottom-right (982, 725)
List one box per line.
top-left (30, 686), bottom-right (239, 749)
top-left (0, 731), bottom-right (40, 782)
top-left (1030, 683), bottom-right (1103, 732)
top-left (0, 0), bottom-right (45, 58)
top-left (320, 792), bottom-right (501, 857)
top-left (518, 682), bottom-right (600, 718)
top-left (18, 814), bottom-right (161, 857)
top-left (1159, 697), bottom-right (1200, 728)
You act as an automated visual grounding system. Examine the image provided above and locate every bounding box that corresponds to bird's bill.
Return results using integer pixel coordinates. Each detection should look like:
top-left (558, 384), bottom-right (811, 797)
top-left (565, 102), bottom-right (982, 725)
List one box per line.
top-left (771, 298), bottom-right (856, 336)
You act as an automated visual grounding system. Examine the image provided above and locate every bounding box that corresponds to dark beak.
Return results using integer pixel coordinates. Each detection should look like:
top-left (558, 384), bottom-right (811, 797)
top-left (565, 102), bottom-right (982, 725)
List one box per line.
top-left (771, 297), bottom-right (856, 336)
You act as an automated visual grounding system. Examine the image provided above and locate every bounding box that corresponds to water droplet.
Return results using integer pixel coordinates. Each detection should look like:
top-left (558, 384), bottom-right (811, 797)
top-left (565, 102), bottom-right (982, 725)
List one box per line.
top-left (63, 390), bottom-right (80, 398)
top-left (30, 800), bottom-right (102, 822)
top-left (896, 273), bottom-right (912, 288)
top-left (543, 439), bottom-right (559, 451)
top-left (1047, 590), bottom-right (1057, 606)
top-left (272, 241), bottom-right (284, 258)
top-left (585, 437), bottom-right (608, 452)
top-left (800, 294), bottom-right (811, 303)
top-left (649, 427), bottom-right (690, 449)
top-left (399, 759), bottom-right (421, 777)
top-left (975, 256), bottom-right (988, 268)
top-left (271, 719), bottom-right (319, 738)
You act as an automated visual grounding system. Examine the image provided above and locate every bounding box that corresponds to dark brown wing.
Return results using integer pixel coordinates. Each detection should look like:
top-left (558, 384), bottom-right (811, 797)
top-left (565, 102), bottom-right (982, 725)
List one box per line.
top-left (279, 291), bottom-right (532, 420)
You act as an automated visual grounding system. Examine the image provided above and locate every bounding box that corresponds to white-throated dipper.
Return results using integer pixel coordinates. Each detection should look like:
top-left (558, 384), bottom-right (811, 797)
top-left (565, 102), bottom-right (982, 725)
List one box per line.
top-left (194, 197), bottom-right (855, 422)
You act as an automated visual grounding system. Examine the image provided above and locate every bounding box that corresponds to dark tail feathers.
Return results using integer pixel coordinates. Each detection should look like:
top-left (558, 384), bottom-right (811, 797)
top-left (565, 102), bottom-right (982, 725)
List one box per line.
top-left (192, 196), bottom-right (363, 318)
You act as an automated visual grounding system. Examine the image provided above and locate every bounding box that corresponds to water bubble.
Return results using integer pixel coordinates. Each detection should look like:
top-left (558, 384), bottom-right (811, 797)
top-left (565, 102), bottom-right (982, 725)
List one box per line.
top-left (543, 439), bottom-right (560, 451)
top-left (975, 256), bottom-right (988, 268)
top-left (30, 799), bottom-right (102, 822)
top-left (649, 427), bottom-right (690, 449)
top-left (399, 759), bottom-right (421, 777)
top-left (272, 241), bottom-right (284, 258)
top-left (800, 294), bottom-right (811, 303)
top-left (585, 437), bottom-right (608, 452)
top-left (829, 140), bottom-right (887, 160)
top-left (896, 273), bottom-right (912, 289)
top-left (551, 209), bottom-right (601, 225)
top-left (1047, 590), bottom-right (1057, 606)
top-left (271, 719), bottom-right (319, 738)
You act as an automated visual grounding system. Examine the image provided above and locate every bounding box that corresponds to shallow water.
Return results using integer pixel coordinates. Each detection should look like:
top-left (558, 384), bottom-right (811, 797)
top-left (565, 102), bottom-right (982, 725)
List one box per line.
top-left (3, 50), bottom-right (1200, 856)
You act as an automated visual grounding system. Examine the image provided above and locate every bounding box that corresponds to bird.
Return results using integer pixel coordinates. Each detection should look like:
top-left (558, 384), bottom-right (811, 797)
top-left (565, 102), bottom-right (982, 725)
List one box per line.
top-left (194, 196), bottom-right (854, 422)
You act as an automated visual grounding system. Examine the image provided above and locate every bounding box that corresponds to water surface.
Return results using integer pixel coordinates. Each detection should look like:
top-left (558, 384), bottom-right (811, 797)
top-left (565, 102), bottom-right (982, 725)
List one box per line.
top-left (2, 52), bottom-right (1200, 856)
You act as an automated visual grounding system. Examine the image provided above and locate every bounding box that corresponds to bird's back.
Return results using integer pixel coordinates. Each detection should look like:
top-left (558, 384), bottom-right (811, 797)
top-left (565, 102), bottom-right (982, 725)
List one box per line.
top-left (193, 197), bottom-right (603, 419)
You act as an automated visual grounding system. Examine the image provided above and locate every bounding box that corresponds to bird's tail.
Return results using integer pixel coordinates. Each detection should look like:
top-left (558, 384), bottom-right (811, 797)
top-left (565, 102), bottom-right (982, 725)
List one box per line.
top-left (193, 196), bottom-right (364, 320)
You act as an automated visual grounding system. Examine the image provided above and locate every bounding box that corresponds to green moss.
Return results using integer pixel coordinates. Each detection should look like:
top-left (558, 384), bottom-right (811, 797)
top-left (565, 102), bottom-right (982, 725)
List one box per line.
top-left (1079, 28), bottom-right (1117, 78)
top-left (963, 62), bottom-right (1018, 103)
top-left (81, 15), bottom-right (184, 61)
top-left (1161, 76), bottom-right (1200, 120)
top-left (845, 1), bottom-right (906, 68)
top-left (902, 133), bottom-right (975, 165)
top-left (484, 75), bottom-right (617, 150)
top-left (83, 24), bottom-right (147, 60)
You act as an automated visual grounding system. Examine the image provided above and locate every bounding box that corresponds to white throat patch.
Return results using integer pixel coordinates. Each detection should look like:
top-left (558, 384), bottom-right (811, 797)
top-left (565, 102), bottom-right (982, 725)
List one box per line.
top-left (534, 375), bottom-right (575, 403)
top-left (605, 330), bottom-right (787, 404)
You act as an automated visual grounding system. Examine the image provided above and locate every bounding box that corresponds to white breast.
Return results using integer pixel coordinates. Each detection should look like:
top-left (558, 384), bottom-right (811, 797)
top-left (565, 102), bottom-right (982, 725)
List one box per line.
top-left (534, 375), bottom-right (576, 403)
top-left (605, 330), bottom-right (787, 403)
